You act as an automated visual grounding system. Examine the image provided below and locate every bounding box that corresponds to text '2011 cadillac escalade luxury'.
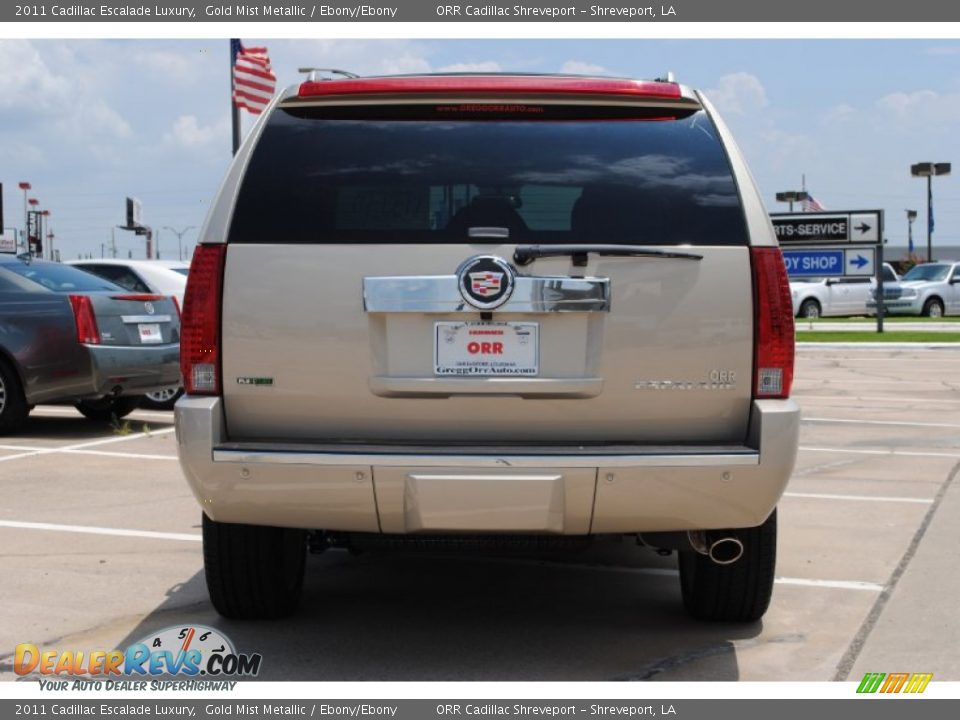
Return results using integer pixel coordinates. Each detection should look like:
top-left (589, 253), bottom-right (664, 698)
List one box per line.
top-left (175, 73), bottom-right (799, 622)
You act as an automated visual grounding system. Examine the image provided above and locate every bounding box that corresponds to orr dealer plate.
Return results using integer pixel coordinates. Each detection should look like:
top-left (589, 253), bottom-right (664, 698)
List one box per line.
top-left (434, 321), bottom-right (539, 376)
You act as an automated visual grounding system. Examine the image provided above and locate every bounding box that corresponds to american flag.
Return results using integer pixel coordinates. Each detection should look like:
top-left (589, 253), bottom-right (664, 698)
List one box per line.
top-left (231, 39), bottom-right (277, 115)
top-left (802, 195), bottom-right (825, 212)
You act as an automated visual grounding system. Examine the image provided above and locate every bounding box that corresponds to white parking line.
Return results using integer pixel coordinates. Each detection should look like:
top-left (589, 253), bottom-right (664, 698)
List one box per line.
top-left (0, 428), bottom-right (177, 463)
top-left (796, 378), bottom-right (956, 386)
top-left (479, 559), bottom-right (886, 592)
top-left (796, 395), bottom-right (960, 405)
top-left (68, 450), bottom-right (179, 461)
top-left (800, 446), bottom-right (960, 459)
top-left (803, 417), bottom-right (960, 429)
top-left (783, 491), bottom-right (933, 505)
top-left (31, 407), bottom-right (173, 421)
top-left (0, 520), bottom-right (200, 543)
top-left (772, 577), bottom-right (885, 592)
top-left (0, 520), bottom-right (887, 592)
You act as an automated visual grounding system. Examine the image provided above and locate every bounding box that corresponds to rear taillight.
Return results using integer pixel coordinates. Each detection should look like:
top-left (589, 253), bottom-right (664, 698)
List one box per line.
top-left (751, 247), bottom-right (795, 399)
top-left (68, 295), bottom-right (101, 345)
top-left (181, 244), bottom-right (227, 395)
top-left (172, 296), bottom-right (181, 318)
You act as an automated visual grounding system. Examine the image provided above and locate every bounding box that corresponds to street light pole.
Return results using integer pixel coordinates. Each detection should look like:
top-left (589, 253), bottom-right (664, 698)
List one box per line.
top-left (162, 226), bottom-right (195, 261)
top-left (18, 182), bottom-right (30, 250)
top-left (775, 190), bottom-right (809, 213)
top-left (911, 162), bottom-right (952, 263)
top-left (906, 210), bottom-right (917, 256)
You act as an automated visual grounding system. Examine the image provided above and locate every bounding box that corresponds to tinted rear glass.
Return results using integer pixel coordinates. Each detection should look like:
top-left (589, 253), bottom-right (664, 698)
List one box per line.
top-left (1, 261), bottom-right (124, 292)
top-left (228, 104), bottom-right (748, 246)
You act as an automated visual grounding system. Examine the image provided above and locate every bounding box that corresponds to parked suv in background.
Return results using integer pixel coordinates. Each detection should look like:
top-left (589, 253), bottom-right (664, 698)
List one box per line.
top-left (176, 74), bottom-right (799, 622)
top-left (869, 261), bottom-right (960, 317)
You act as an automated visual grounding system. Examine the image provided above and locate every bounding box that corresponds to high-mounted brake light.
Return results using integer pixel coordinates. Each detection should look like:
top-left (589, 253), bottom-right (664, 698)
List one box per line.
top-left (181, 244), bottom-right (227, 395)
top-left (68, 295), bottom-right (101, 345)
top-left (751, 247), bottom-right (795, 399)
top-left (298, 76), bottom-right (682, 100)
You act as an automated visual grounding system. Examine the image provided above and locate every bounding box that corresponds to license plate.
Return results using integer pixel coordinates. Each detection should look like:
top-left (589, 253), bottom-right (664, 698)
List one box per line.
top-left (434, 321), bottom-right (539, 376)
top-left (138, 323), bottom-right (162, 344)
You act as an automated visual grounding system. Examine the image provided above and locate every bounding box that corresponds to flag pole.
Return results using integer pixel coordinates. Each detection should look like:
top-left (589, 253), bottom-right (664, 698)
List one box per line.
top-left (231, 39), bottom-right (241, 155)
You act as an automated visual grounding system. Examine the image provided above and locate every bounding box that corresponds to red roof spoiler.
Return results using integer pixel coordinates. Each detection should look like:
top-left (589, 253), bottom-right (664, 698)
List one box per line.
top-left (297, 75), bottom-right (683, 100)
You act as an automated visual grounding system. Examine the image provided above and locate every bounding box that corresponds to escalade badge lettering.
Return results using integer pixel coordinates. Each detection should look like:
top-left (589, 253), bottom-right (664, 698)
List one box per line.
top-left (457, 255), bottom-right (516, 310)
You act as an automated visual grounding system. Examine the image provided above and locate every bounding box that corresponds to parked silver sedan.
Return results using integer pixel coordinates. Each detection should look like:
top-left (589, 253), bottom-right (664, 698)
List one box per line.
top-left (0, 255), bottom-right (181, 433)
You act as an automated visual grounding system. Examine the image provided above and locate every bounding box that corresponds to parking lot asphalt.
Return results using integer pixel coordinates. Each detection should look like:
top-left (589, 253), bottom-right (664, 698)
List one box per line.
top-left (1, 346), bottom-right (958, 682)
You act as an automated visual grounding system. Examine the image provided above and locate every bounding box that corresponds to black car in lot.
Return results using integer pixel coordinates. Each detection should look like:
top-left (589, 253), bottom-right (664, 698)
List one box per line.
top-left (0, 255), bottom-right (181, 433)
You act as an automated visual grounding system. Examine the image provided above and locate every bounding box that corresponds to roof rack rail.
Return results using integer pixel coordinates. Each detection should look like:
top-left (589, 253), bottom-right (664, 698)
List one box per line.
top-left (297, 68), bottom-right (360, 82)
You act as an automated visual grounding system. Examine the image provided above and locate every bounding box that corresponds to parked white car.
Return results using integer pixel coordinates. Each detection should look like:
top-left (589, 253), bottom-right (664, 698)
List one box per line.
top-left (68, 259), bottom-right (190, 409)
top-left (791, 263), bottom-right (898, 318)
top-left (68, 259), bottom-right (189, 307)
top-left (870, 261), bottom-right (960, 317)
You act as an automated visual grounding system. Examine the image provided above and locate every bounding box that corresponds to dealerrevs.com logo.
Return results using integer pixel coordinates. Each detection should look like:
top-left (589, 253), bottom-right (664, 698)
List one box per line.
top-left (15, 625), bottom-right (261, 690)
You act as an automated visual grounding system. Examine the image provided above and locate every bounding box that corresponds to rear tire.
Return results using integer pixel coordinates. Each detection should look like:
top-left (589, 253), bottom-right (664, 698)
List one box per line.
top-left (798, 299), bottom-right (821, 319)
top-left (922, 298), bottom-right (944, 318)
top-left (202, 513), bottom-right (307, 619)
top-left (678, 509), bottom-right (777, 622)
top-left (75, 395), bottom-right (144, 422)
top-left (0, 358), bottom-right (29, 435)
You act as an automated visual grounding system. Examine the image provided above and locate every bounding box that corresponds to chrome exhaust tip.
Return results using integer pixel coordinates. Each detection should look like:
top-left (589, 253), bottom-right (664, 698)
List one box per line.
top-left (708, 537), bottom-right (744, 565)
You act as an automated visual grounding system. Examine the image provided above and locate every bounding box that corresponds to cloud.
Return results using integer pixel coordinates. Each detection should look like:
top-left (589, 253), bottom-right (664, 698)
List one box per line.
top-left (438, 61), bottom-right (502, 73)
top-left (0, 40), bottom-right (132, 143)
top-left (134, 49), bottom-right (196, 81)
top-left (164, 115), bottom-right (230, 150)
top-left (282, 39), bottom-right (434, 79)
top-left (704, 72), bottom-right (768, 115)
top-left (559, 60), bottom-right (608, 75)
top-left (0, 40), bottom-right (71, 114)
top-left (875, 89), bottom-right (960, 127)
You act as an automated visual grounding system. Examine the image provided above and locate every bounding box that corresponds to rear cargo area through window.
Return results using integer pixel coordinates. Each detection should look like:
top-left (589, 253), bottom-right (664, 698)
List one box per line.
top-left (228, 103), bottom-right (748, 246)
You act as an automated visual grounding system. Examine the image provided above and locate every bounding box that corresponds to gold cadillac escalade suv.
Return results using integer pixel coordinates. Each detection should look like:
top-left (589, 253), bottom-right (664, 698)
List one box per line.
top-left (175, 73), bottom-right (799, 622)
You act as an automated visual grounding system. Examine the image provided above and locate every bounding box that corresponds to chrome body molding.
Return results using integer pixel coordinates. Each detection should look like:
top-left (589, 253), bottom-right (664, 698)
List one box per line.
top-left (363, 274), bottom-right (610, 314)
top-left (212, 448), bottom-right (759, 468)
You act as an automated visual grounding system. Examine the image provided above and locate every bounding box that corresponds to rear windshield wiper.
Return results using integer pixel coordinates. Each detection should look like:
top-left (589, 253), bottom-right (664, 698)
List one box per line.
top-left (513, 244), bottom-right (703, 267)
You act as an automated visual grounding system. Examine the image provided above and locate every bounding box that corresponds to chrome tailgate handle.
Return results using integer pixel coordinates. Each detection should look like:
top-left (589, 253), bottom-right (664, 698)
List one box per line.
top-left (363, 274), bottom-right (610, 313)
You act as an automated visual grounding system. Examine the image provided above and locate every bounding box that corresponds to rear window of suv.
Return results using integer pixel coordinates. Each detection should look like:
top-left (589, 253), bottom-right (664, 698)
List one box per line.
top-left (228, 103), bottom-right (748, 246)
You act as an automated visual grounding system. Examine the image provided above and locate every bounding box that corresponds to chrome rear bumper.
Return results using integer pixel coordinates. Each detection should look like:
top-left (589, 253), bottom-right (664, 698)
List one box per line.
top-left (175, 397), bottom-right (799, 534)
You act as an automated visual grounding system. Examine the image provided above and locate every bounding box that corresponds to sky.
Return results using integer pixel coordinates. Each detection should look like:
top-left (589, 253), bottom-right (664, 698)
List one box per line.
top-left (1, 38), bottom-right (958, 261)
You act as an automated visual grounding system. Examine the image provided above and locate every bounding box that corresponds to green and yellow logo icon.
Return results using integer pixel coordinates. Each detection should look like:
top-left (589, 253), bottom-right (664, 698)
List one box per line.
top-left (857, 672), bottom-right (933, 694)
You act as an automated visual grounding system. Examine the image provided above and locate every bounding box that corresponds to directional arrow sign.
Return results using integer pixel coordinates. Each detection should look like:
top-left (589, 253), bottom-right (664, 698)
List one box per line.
top-left (845, 248), bottom-right (875, 276)
top-left (771, 210), bottom-right (881, 245)
top-left (849, 213), bottom-right (879, 242)
top-left (782, 250), bottom-right (844, 277)
top-left (783, 247), bottom-right (876, 277)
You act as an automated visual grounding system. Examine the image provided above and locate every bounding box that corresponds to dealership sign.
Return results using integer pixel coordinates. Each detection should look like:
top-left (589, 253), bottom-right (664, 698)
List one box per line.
top-left (770, 211), bottom-right (881, 245)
